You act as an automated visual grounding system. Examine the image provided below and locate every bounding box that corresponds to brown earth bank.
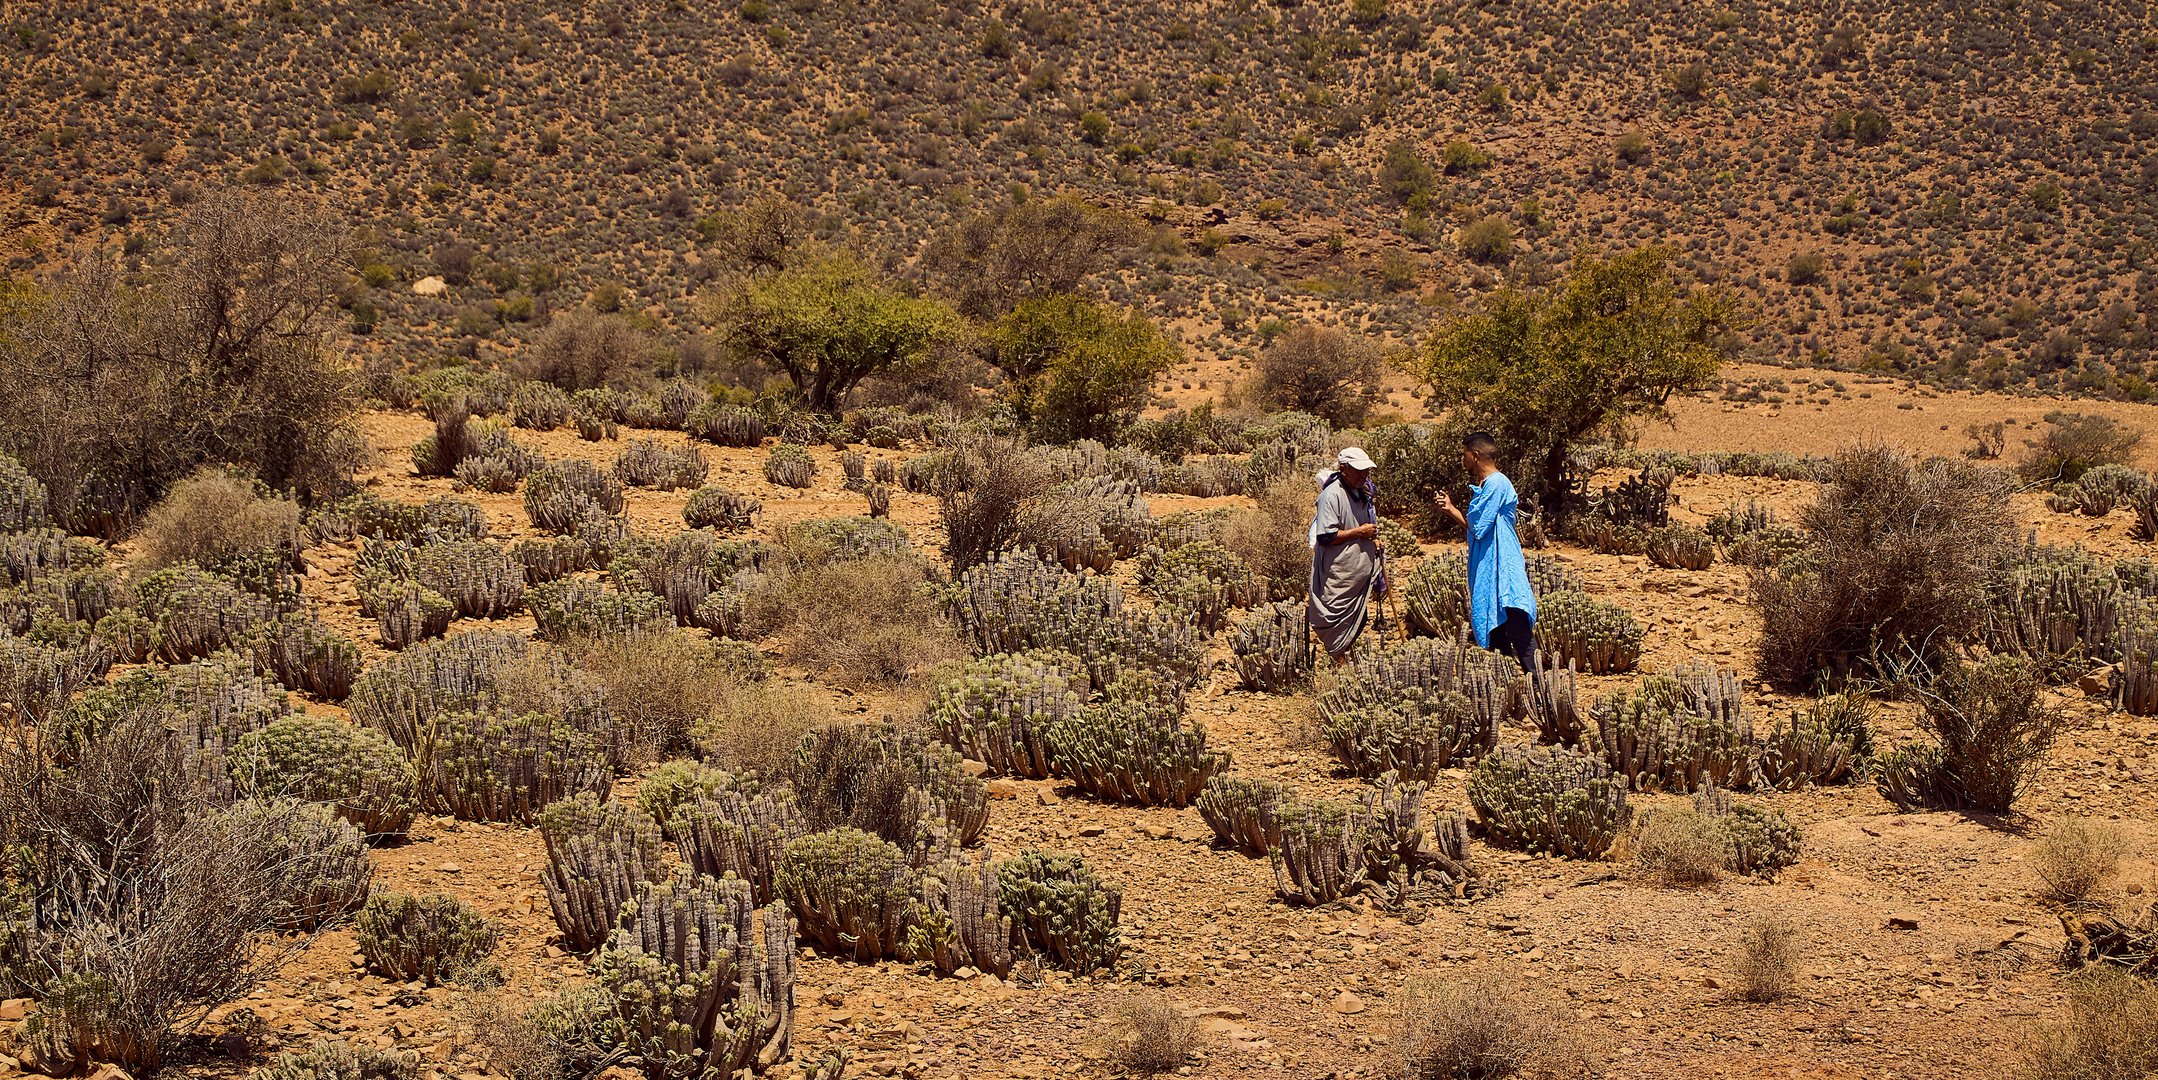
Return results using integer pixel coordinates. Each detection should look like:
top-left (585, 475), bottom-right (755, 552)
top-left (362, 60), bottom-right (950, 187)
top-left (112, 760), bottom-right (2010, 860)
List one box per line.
top-left (8, 379), bottom-right (2158, 1080)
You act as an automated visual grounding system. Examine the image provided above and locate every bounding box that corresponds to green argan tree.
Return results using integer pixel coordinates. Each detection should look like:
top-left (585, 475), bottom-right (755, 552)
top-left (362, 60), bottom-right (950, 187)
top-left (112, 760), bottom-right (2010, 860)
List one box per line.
top-left (1407, 246), bottom-right (1741, 514)
top-left (708, 250), bottom-right (962, 413)
top-left (988, 295), bottom-right (1181, 443)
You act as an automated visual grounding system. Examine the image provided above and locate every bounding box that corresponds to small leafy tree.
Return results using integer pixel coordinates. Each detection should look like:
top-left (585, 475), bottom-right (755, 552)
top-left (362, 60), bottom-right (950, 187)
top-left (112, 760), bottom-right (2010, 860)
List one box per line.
top-left (707, 250), bottom-right (963, 413)
top-left (918, 195), bottom-right (1139, 320)
top-left (1407, 247), bottom-right (1739, 512)
top-left (988, 296), bottom-right (1180, 443)
top-left (1378, 139), bottom-right (1435, 204)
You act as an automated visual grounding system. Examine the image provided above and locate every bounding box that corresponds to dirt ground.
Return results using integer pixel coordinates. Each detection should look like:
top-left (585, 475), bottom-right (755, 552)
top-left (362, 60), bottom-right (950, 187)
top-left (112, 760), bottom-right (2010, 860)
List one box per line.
top-left (20, 367), bottom-right (2158, 1080)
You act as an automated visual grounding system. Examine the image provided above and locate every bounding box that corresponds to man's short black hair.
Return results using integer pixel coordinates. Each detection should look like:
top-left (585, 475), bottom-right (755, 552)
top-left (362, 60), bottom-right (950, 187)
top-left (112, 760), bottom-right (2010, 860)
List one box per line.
top-left (1463, 431), bottom-right (1499, 457)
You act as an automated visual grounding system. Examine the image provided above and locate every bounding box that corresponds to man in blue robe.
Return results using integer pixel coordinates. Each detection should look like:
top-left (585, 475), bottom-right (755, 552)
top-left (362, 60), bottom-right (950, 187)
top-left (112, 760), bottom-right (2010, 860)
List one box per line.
top-left (1436, 431), bottom-right (1537, 671)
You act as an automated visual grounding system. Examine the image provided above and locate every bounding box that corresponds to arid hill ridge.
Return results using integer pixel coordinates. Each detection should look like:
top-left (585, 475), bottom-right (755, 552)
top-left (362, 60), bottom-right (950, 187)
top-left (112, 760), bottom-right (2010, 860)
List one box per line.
top-left (6, 0), bottom-right (2156, 393)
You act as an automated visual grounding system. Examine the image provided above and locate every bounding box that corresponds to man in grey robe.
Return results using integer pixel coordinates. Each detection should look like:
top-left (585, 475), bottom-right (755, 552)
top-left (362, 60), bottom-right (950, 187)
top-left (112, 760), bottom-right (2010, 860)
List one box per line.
top-left (1307, 446), bottom-right (1384, 663)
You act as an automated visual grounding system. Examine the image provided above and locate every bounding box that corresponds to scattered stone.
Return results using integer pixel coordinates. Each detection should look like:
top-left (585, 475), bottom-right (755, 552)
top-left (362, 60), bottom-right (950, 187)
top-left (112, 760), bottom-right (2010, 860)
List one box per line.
top-left (1886, 915), bottom-right (1920, 931)
top-left (1036, 788), bottom-right (1060, 806)
top-left (985, 779), bottom-right (1022, 800)
top-left (1331, 991), bottom-right (1366, 1015)
top-left (412, 276), bottom-right (447, 297)
top-left (1078, 824), bottom-right (1106, 838)
top-left (0, 999), bottom-right (28, 1022)
top-left (2078, 667), bottom-right (2114, 697)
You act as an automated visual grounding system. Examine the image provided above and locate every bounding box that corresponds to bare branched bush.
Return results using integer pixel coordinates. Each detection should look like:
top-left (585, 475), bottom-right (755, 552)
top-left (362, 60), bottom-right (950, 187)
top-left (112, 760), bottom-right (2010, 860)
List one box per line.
top-left (1733, 916), bottom-right (1802, 1002)
top-left (920, 195), bottom-right (1139, 319)
top-left (2019, 967), bottom-right (2158, 1080)
top-left (1250, 326), bottom-right (1388, 427)
top-left (1876, 655), bottom-right (2065, 814)
top-left (135, 469), bottom-right (304, 572)
top-left (1, 707), bottom-right (354, 1072)
top-left (2032, 816), bottom-right (2130, 904)
top-left (1220, 476), bottom-right (1317, 601)
top-left (938, 437), bottom-right (1052, 572)
top-left (0, 190), bottom-right (362, 535)
top-left (521, 309), bottom-right (653, 391)
top-left (1393, 971), bottom-right (1585, 1080)
top-left (1097, 994), bottom-right (1201, 1075)
top-left (1752, 447), bottom-right (2016, 689)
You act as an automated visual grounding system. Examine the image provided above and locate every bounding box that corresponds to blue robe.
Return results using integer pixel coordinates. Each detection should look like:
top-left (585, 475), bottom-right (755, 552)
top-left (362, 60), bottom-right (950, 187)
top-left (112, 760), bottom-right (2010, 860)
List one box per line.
top-left (1465, 471), bottom-right (1536, 648)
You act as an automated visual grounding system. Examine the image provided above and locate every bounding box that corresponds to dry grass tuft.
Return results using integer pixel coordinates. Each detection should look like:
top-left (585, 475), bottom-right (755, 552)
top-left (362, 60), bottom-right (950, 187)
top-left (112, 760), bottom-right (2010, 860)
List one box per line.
top-left (750, 555), bottom-right (966, 688)
top-left (574, 629), bottom-right (758, 762)
top-left (1733, 915), bottom-right (1802, 1002)
top-left (1098, 994), bottom-right (1201, 1076)
top-left (135, 468), bottom-right (303, 571)
top-left (1220, 475), bottom-right (1316, 601)
top-left (2031, 816), bottom-right (2131, 905)
top-left (1635, 807), bottom-right (1731, 887)
top-left (454, 984), bottom-right (621, 1080)
top-left (694, 680), bottom-right (835, 775)
top-left (1394, 970), bottom-right (1586, 1080)
top-left (2019, 967), bottom-right (2158, 1080)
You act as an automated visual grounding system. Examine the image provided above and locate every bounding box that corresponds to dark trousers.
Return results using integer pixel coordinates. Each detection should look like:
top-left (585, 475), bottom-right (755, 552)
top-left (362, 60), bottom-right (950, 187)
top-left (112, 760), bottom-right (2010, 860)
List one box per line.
top-left (1494, 607), bottom-right (1537, 673)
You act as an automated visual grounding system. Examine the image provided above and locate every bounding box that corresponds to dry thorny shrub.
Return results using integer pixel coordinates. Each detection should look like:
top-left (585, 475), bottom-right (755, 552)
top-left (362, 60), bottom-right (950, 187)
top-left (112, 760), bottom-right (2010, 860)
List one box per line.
top-left (2030, 816), bottom-right (2131, 905)
top-left (1220, 475), bottom-right (1315, 601)
top-left (746, 554), bottom-right (965, 689)
top-left (2018, 967), bottom-right (2158, 1080)
top-left (1751, 446), bottom-right (2016, 689)
top-left (1394, 970), bottom-right (1588, 1080)
top-left (0, 706), bottom-right (343, 1072)
top-left (134, 468), bottom-right (304, 572)
top-left (573, 630), bottom-right (755, 761)
top-left (1095, 993), bottom-right (1202, 1076)
top-left (693, 680), bottom-right (835, 777)
top-left (1733, 915), bottom-right (1802, 1003)
top-left (1635, 807), bottom-right (1732, 888)
top-left (937, 436), bottom-right (1052, 572)
top-left (454, 984), bottom-right (622, 1080)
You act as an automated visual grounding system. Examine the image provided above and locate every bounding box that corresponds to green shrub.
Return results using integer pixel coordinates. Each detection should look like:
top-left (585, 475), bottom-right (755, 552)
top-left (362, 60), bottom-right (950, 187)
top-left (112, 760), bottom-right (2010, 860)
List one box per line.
top-left (1466, 745), bottom-right (1631, 858)
top-left (775, 828), bottom-right (917, 962)
top-left (592, 869), bottom-right (794, 1080)
top-left (353, 891), bottom-right (499, 985)
top-left (1045, 680), bottom-right (1225, 807)
top-left (231, 717), bottom-right (420, 841)
top-left (525, 460), bottom-right (625, 533)
top-left (419, 710), bottom-right (613, 824)
top-left (997, 850), bottom-right (1121, 973)
top-left (537, 794), bottom-right (669, 952)
top-left (252, 1042), bottom-right (419, 1080)
top-left (927, 651), bottom-right (1086, 779)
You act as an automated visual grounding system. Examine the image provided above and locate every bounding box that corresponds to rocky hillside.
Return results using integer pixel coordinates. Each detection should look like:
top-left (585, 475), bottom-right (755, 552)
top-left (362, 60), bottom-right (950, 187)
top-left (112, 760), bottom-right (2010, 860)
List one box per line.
top-left (6, 0), bottom-right (2157, 392)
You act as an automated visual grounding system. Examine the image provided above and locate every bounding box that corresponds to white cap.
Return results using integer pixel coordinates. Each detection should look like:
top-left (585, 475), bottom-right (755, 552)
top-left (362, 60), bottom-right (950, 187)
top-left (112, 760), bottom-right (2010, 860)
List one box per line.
top-left (1337, 446), bottom-right (1376, 471)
